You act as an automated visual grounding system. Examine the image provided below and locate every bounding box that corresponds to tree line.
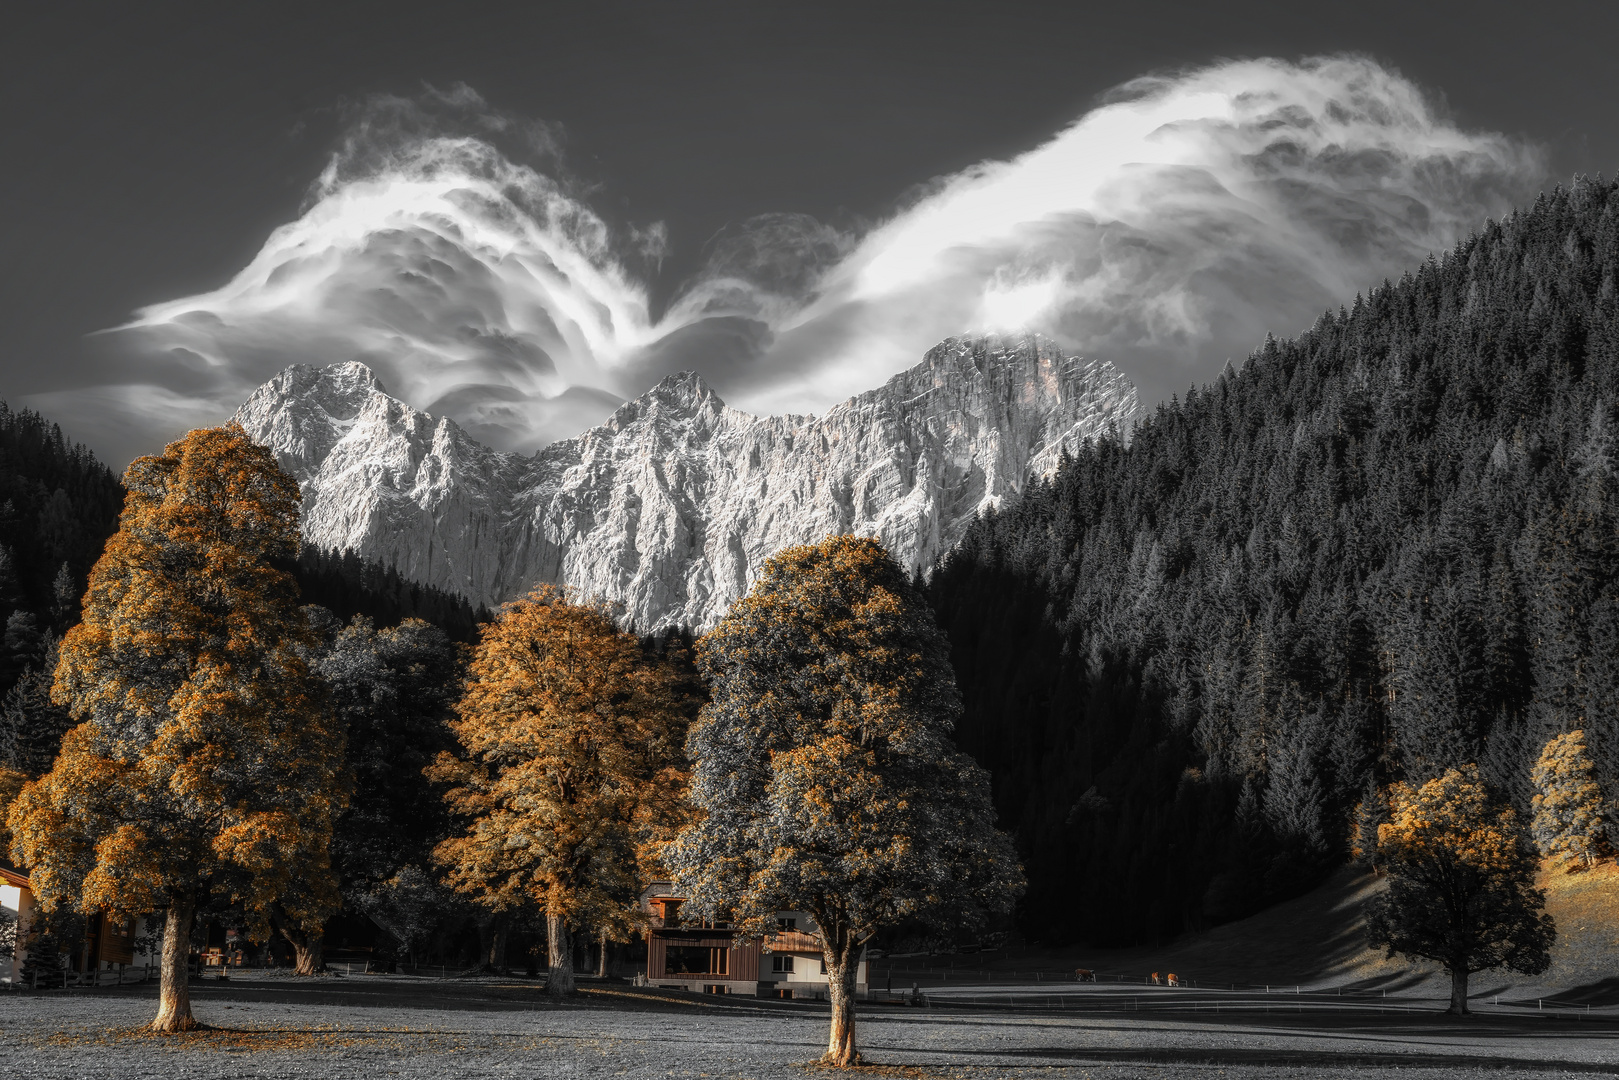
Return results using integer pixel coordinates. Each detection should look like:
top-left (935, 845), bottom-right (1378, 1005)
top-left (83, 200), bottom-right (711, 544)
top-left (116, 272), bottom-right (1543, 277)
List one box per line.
top-left (0, 424), bottom-right (1014, 1064)
top-left (928, 176), bottom-right (1619, 947)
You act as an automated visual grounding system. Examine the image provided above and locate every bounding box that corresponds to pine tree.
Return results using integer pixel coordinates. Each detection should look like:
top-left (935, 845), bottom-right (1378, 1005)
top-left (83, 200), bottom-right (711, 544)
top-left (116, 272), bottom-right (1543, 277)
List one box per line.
top-left (0, 635), bottom-right (70, 776)
top-left (1530, 729), bottom-right (1608, 867)
top-left (431, 587), bottom-right (688, 997)
top-left (4, 425), bottom-right (345, 1031)
top-left (1366, 766), bottom-right (1554, 1014)
top-left (1349, 776), bottom-right (1388, 867)
top-left (667, 536), bottom-right (1024, 1066)
top-left (49, 563), bottom-right (77, 633)
top-left (0, 764), bottom-right (22, 868)
top-left (318, 616), bottom-right (461, 898)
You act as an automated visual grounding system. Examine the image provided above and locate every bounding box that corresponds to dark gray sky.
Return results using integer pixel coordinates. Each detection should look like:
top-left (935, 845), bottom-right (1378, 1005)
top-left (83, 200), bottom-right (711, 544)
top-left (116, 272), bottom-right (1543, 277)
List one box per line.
top-left (5, 0), bottom-right (1617, 464)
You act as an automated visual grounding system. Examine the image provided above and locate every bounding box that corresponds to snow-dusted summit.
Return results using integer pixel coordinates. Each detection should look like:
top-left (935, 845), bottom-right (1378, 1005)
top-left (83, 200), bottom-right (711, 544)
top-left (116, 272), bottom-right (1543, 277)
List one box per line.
top-left (234, 336), bottom-right (1140, 630)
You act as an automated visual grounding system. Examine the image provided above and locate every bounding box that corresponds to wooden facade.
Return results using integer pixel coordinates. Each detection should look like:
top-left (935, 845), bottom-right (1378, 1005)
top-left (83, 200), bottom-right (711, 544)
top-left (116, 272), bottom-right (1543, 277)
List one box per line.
top-left (645, 928), bottom-right (760, 983)
top-left (639, 885), bottom-right (866, 998)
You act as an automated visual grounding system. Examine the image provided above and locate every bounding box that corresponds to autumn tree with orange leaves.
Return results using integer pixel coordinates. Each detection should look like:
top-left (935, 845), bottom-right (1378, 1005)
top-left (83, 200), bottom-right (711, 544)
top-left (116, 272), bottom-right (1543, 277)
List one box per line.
top-left (666, 536), bottom-right (1023, 1067)
top-left (1366, 765), bottom-right (1554, 1014)
top-left (431, 587), bottom-right (689, 998)
top-left (5, 425), bottom-right (345, 1031)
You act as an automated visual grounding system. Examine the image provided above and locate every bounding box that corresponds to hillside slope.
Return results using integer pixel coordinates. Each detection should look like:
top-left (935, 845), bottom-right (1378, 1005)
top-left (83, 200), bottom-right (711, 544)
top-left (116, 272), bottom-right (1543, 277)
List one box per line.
top-left (1048, 861), bottom-right (1619, 1002)
top-left (933, 177), bottom-right (1619, 945)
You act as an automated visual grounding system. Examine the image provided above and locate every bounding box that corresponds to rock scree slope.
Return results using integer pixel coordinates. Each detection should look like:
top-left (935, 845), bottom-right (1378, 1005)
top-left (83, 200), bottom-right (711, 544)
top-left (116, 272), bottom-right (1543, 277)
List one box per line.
top-left (234, 334), bottom-right (1141, 630)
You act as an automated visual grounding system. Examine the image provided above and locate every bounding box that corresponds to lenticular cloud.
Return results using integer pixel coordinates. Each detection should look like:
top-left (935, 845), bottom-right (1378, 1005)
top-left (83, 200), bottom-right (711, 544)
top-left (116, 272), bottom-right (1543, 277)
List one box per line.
top-left (88, 56), bottom-right (1541, 460)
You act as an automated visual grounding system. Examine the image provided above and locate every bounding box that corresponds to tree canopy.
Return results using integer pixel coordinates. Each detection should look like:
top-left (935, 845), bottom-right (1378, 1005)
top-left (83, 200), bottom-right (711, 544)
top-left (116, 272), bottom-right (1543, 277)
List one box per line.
top-left (432, 587), bottom-right (690, 996)
top-left (667, 535), bottom-right (1023, 1066)
top-left (1530, 729), bottom-right (1609, 866)
top-left (5, 424), bottom-right (345, 1030)
top-left (1366, 765), bottom-right (1554, 1013)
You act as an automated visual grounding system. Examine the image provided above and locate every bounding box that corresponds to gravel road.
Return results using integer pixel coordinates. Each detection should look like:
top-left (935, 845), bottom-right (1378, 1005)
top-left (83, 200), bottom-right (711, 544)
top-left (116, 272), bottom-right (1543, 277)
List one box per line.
top-left (2, 975), bottom-right (1615, 1078)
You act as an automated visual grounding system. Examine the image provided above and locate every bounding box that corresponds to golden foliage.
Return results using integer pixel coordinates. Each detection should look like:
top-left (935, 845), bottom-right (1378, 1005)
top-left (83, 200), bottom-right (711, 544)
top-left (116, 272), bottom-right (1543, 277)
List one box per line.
top-left (667, 535), bottom-right (1023, 1062)
top-left (431, 586), bottom-right (688, 937)
top-left (1367, 765), bottom-right (1553, 1012)
top-left (1530, 729), bottom-right (1609, 867)
top-left (5, 425), bottom-right (345, 938)
top-left (1377, 767), bottom-right (1523, 877)
top-left (673, 535), bottom-right (1022, 936)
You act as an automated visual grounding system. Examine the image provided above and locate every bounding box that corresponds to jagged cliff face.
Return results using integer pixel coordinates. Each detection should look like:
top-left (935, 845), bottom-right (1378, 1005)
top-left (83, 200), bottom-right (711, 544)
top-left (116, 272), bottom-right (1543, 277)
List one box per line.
top-left (235, 336), bottom-right (1140, 630)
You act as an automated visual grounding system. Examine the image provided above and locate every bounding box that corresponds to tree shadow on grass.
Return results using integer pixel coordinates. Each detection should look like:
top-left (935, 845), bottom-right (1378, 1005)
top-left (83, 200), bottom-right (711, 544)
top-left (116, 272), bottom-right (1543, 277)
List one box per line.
top-left (1549, 979), bottom-right (1619, 1006)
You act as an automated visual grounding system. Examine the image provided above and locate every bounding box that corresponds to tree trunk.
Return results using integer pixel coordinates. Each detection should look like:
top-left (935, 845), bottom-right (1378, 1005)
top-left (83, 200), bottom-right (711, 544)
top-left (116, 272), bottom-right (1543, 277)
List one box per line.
top-left (1447, 962), bottom-right (1469, 1015)
top-left (479, 912), bottom-right (509, 972)
top-left (821, 927), bottom-right (862, 1066)
top-left (279, 922), bottom-right (325, 976)
top-left (151, 899), bottom-right (199, 1032)
top-left (547, 913), bottom-right (574, 997)
top-left (597, 929), bottom-right (609, 978)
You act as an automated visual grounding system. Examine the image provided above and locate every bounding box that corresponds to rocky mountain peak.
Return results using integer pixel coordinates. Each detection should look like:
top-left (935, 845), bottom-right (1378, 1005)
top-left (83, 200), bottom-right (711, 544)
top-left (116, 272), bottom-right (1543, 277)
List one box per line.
top-left (602, 370), bottom-right (727, 436)
top-left (235, 336), bottom-right (1141, 630)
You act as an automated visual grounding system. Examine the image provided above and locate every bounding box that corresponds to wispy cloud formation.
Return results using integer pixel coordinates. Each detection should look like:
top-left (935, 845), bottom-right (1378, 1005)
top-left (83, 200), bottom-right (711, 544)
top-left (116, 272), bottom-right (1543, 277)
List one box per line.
top-left (76, 57), bottom-right (1542, 460)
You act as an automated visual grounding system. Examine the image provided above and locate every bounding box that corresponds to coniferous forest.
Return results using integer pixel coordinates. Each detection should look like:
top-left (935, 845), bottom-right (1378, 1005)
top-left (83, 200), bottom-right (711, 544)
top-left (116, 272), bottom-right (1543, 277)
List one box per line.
top-left (930, 177), bottom-right (1619, 945)
top-left (0, 407), bottom-right (124, 775)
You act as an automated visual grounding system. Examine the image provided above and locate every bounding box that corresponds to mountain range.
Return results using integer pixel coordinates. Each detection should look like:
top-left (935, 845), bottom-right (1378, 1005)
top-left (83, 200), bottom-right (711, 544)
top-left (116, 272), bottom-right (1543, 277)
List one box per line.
top-left (234, 335), bottom-right (1141, 630)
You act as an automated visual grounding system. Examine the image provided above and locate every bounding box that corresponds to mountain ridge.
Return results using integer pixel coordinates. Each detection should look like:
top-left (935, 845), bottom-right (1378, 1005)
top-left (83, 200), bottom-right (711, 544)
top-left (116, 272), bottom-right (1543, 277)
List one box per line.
top-left (236, 335), bottom-right (1142, 630)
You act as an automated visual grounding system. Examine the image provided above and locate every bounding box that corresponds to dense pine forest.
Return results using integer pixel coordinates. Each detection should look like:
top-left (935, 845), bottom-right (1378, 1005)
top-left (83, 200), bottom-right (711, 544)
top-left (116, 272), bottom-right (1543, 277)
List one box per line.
top-left (293, 545), bottom-right (489, 643)
top-left (930, 177), bottom-right (1619, 946)
top-left (0, 407), bottom-right (124, 774)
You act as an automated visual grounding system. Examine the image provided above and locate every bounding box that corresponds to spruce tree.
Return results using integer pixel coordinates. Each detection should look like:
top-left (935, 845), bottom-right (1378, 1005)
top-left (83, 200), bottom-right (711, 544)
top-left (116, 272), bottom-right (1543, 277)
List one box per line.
top-left (0, 636), bottom-right (70, 776)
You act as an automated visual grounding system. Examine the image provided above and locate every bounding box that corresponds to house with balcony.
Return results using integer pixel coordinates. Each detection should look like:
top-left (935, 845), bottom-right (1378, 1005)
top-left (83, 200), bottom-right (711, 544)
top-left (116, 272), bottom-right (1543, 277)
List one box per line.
top-left (640, 883), bottom-right (867, 998)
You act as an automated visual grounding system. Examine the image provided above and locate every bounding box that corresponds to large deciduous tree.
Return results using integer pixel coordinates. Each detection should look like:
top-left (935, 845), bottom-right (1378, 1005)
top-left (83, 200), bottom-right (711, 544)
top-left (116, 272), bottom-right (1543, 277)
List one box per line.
top-left (1366, 765), bottom-right (1554, 1014)
top-left (431, 587), bottom-right (688, 998)
top-left (666, 536), bottom-right (1024, 1066)
top-left (5, 425), bottom-right (345, 1031)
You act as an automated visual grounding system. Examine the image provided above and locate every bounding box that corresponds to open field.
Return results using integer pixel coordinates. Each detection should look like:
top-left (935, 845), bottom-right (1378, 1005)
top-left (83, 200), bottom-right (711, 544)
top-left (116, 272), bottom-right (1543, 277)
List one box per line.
top-left (3, 974), bottom-right (1618, 1079)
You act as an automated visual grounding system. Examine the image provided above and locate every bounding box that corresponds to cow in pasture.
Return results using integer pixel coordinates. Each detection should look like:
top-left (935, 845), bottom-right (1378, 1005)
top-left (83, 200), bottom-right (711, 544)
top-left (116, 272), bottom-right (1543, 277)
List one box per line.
top-left (1075, 968), bottom-right (1095, 983)
top-left (1150, 972), bottom-right (1162, 985)
top-left (1167, 973), bottom-right (1181, 987)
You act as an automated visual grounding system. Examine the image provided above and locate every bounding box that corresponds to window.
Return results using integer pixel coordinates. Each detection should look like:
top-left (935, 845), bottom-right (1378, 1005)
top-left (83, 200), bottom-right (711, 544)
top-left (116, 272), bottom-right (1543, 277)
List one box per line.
top-left (776, 917), bottom-right (797, 931)
top-left (665, 945), bottom-right (728, 975)
top-left (771, 954), bottom-right (794, 973)
top-left (820, 959), bottom-right (827, 974)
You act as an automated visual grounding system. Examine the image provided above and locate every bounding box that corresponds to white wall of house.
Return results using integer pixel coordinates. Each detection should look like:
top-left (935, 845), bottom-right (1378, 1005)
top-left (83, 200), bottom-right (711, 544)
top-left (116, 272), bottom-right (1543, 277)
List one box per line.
top-left (2, 881), bottom-right (34, 983)
top-left (758, 911), bottom-right (867, 996)
top-left (1, 882), bottom-right (157, 983)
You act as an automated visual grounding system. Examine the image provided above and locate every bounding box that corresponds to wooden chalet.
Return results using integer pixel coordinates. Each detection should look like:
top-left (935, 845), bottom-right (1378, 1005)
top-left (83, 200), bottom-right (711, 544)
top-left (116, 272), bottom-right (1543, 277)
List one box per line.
top-left (640, 882), bottom-right (867, 998)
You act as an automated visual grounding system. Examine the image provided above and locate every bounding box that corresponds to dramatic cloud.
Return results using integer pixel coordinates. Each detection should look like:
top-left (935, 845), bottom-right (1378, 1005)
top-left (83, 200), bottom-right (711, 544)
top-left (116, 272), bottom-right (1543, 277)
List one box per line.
top-left (68, 57), bottom-right (1542, 461)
